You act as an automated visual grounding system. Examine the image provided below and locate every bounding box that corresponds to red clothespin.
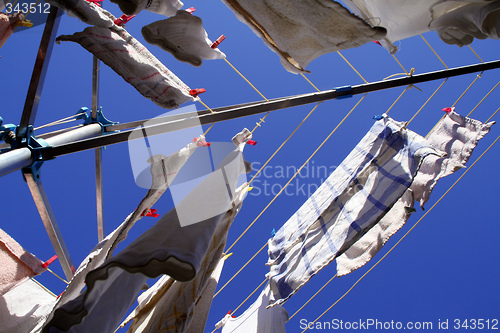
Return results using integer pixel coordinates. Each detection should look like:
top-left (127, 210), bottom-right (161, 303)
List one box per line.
top-left (114, 14), bottom-right (136, 26)
top-left (373, 40), bottom-right (382, 46)
top-left (193, 137), bottom-right (210, 147)
top-left (227, 310), bottom-right (236, 318)
top-left (190, 88), bottom-right (206, 97)
top-left (211, 35), bottom-right (225, 49)
top-left (185, 7), bottom-right (196, 14)
top-left (85, 0), bottom-right (103, 6)
top-left (42, 255), bottom-right (58, 268)
top-left (247, 140), bottom-right (257, 146)
top-left (141, 208), bottom-right (160, 217)
top-left (442, 107), bottom-right (455, 113)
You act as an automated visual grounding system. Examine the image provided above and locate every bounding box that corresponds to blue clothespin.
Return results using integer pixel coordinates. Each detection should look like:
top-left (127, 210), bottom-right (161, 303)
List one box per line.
top-left (271, 228), bottom-right (276, 237)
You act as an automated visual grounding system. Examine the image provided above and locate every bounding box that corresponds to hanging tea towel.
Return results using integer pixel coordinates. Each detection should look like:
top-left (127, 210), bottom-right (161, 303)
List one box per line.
top-left (221, 0), bottom-right (386, 73)
top-left (142, 10), bottom-right (225, 67)
top-left (111, 0), bottom-right (183, 17)
top-left (45, 0), bottom-right (117, 27)
top-left (56, 25), bottom-right (196, 109)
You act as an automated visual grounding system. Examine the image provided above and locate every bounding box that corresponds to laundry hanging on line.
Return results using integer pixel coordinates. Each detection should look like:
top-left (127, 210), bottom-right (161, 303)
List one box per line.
top-left (266, 114), bottom-right (442, 306)
top-left (111, 0), bottom-right (183, 17)
top-left (142, 10), bottom-right (226, 67)
top-left (335, 109), bottom-right (495, 277)
top-left (120, 184), bottom-right (248, 333)
top-left (0, 13), bottom-right (26, 48)
top-left (38, 137), bottom-right (204, 331)
top-left (343, 0), bottom-right (500, 53)
top-left (44, 0), bottom-right (117, 27)
top-left (215, 282), bottom-right (288, 333)
top-left (42, 129), bottom-right (252, 333)
top-left (56, 24), bottom-right (198, 109)
top-left (220, 0), bottom-right (386, 73)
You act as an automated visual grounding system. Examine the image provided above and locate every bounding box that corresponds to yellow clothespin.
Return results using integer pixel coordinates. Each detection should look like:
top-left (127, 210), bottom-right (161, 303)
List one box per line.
top-left (14, 19), bottom-right (33, 28)
top-left (223, 253), bottom-right (233, 261)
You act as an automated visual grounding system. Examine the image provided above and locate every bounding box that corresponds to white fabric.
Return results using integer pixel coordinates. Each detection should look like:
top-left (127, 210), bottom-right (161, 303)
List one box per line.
top-left (216, 283), bottom-right (288, 333)
top-left (40, 140), bottom-right (200, 331)
top-left (0, 279), bottom-right (56, 333)
top-left (0, 228), bottom-right (45, 295)
top-left (45, 0), bottom-right (116, 27)
top-left (42, 131), bottom-right (251, 333)
top-left (430, 1), bottom-right (500, 47)
top-left (267, 115), bottom-right (440, 306)
top-left (56, 25), bottom-right (196, 109)
top-left (343, 0), bottom-right (500, 53)
top-left (142, 10), bottom-right (225, 67)
top-left (221, 0), bottom-right (386, 73)
top-left (336, 110), bottom-right (495, 276)
top-left (121, 186), bottom-right (247, 333)
top-left (110, 0), bottom-right (183, 17)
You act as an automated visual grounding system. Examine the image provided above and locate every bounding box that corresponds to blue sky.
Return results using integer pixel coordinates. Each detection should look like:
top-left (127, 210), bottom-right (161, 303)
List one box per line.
top-left (1, 1), bottom-right (500, 332)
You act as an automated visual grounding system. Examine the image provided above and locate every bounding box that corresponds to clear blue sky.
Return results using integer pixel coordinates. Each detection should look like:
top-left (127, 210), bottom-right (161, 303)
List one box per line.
top-left (1, 1), bottom-right (499, 332)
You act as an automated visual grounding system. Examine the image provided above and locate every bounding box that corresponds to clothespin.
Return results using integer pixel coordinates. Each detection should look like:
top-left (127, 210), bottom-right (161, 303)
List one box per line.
top-left (247, 140), bottom-right (257, 146)
top-left (185, 7), bottom-right (196, 14)
top-left (223, 253), bottom-right (233, 260)
top-left (141, 208), bottom-right (159, 217)
top-left (373, 40), bottom-right (382, 46)
top-left (226, 310), bottom-right (236, 318)
top-left (193, 137), bottom-right (210, 147)
top-left (442, 107), bottom-right (455, 114)
top-left (271, 228), bottom-right (276, 237)
top-left (85, 0), bottom-right (103, 6)
top-left (114, 14), bottom-right (136, 26)
top-left (190, 88), bottom-right (206, 97)
top-left (14, 19), bottom-right (33, 28)
top-left (373, 115), bottom-right (384, 120)
top-left (42, 255), bottom-right (58, 268)
top-left (211, 35), bottom-right (225, 49)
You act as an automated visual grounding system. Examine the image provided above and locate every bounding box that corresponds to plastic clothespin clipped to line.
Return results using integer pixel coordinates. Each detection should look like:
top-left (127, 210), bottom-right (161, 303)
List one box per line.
top-left (141, 208), bottom-right (160, 218)
top-left (247, 140), bottom-right (257, 146)
top-left (190, 88), bottom-right (206, 97)
top-left (442, 107), bottom-right (455, 113)
top-left (85, 0), bottom-right (103, 6)
top-left (14, 19), bottom-right (33, 28)
top-left (193, 137), bottom-right (210, 147)
top-left (42, 255), bottom-right (58, 268)
top-left (185, 7), bottom-right (196, 14)
top-left (211, 35), bottom-right (225, 49)
top-left (114, 14), bottom-right (136, 26)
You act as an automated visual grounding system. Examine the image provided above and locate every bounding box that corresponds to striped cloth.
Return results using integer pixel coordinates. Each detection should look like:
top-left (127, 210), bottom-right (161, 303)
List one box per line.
top-left (267, 115), bottom-right (440, 306)
top-left (56, 26), bottom-right (196, 109)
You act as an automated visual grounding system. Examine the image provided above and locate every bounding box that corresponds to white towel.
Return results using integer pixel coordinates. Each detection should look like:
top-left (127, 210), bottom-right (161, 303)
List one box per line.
top-left (0, 228), bottom-right (45, 295)
top-left (267, 115), bottom-right (440, 306)
top-left (215, 282), bottom-right (288, 333)
top-left (42, 131), bottom-right (252, 333)
top-left (56, 25), bottom-right (196, 109)
top-left (221, 0), bottom-right (386, 73)
top-left (120, 185), bottom-right (247, 333)
top-left (110, 0), bottom-right (183, 17)
top-left (336, 110), bottom-right (495, 276)
top-left (142, 10), bottom-right (225, 67)
top-left (1, 279), bottom-right (56, 333)
top-left (430, 1), bottom-right (500, 47)
top-left (44, 0), bottom-right (117, 27)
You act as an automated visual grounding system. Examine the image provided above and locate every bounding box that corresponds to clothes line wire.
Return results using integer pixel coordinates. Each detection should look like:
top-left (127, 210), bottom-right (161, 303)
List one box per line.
top-left (420, 34), bottom-right (448, 69)
top-left (466, 79), bottom-right (500, 117)
top-left (300, 113), bottom-right (500, 333)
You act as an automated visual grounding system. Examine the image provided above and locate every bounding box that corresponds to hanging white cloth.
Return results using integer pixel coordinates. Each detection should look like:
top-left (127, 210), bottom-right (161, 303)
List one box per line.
top-left (56, 25), bottom-right (196, 109)
top-left (266, 115), bottom-right (441, 306)
top-left (215, 282), bottom-right (288, 333)
top-left (220, 0), bottom-right (386, 73)
top-left (142, 10), bottom-right (225, 67)
top-left (110, 0), bottom-right (183, 17)
top-left (45, 0), bottom-right (117, 27)
top-left (336, 110), bottom-right (495, 276)
top-left (42, 130), bottom-right (252, 333)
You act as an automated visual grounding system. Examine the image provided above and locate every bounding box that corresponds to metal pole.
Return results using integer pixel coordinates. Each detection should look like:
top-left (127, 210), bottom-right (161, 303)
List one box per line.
top-left (17, 7), bottom-right (61, 140)
top-left (42, 59), bottom-right (500, 159)
top-left (25, 173), bottom-right (75, 280)
top-left (0, 124), bottom-right (102, 177)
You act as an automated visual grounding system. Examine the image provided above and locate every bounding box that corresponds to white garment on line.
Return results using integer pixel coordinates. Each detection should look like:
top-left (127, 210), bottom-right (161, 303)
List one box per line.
top-left (220, 0), bottom-right (386, 73)
top-left (42, 130), bottom-right (252, 333)
top-left (45, 0), bottom-right (117, 27)
top-left (120, 185), bottom-right (248, 333)
top-left (266, 115), bottom-right (440, 306)
top-left (56, 25), bottom-right (196, 109)
top-left (142, 10), bottom-right (225, 67)
top-left (215, 282), bottom-right (288, 333)
top-left (1, 279), bottom-right (56, 333)
top-left (336, 110), bottom-right (495, 276)
top-left (110, 0), bottom-right (183, 17)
